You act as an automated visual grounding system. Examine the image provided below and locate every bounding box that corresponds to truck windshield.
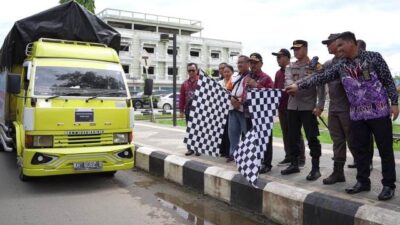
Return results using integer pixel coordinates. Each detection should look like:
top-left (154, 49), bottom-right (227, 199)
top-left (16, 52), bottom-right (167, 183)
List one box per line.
top-left (33, 66), bottom-right (128, 97)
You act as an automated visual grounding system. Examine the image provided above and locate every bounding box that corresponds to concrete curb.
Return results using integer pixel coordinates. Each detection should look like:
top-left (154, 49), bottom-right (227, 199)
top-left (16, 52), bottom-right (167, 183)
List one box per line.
top-left (135, 146), bottom-right (400, 225)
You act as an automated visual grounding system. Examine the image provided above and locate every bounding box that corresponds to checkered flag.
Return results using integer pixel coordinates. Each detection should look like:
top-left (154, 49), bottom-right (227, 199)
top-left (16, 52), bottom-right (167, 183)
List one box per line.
top-left (234, 89), bottom-right (282, 187)
top-left (183, 74), bottom-right (230, 157)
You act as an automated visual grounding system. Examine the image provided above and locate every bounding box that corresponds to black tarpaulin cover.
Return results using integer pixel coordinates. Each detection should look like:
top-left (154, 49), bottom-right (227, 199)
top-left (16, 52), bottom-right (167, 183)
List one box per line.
top-left (0, 1), bottom-right (121, 68)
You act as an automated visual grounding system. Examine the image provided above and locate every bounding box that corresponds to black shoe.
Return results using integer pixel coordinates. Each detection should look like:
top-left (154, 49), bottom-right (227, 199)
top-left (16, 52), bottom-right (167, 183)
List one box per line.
top-left (226, 157), bottom-right (234, 163)
top-left (281, 164), bottom-right (300, 175)
top-left (185, 150), bottom-right (194, 156)
top-left (195, 152), bottom-right (201, 156)
top-left (323, 162), bottom-right (345, 185)
top-left (260, 165), bottom-right (272, 174)
top-left (345, 182), bottom-right (371, 194)
top-left (378, 186), bottom-right (395, 201)
top-left (278, 158), bottom-right (291, 166)
top-left (348, 163), bottom-right (357, 169)
top-left (306, 169), bottom-right (321, 181)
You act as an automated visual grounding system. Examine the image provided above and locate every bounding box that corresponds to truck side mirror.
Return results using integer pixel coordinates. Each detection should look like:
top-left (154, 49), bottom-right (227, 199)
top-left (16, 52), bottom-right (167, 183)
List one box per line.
top-left (7, 73), bottom-right (21, 94)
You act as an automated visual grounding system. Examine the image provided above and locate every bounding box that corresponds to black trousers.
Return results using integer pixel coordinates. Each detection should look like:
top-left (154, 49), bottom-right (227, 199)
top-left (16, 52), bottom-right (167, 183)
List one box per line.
top-left (246, 118), bottom-right (272, 167)
top-left (279, 109), bottom-right (306, 161)
top-left (185, 108), bottom-right (190, 124)
top-left (220, 116), bottom-right (230, 157)
top-left (287, 110), bottom-right (321, 160)
top-left (350, 116), bottom-right (396, 188)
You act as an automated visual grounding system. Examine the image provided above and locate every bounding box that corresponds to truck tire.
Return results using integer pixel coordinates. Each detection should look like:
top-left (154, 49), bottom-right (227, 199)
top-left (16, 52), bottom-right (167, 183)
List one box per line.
top-left (19, 166), bottom-right (31, 182)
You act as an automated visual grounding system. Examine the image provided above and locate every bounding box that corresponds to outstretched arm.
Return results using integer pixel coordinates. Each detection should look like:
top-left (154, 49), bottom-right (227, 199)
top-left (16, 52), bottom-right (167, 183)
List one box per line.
top-left (286, 64), bottom-right (340, 95)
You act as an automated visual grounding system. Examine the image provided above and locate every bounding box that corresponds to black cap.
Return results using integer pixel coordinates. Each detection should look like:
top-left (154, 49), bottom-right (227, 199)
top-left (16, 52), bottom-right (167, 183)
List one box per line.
top-left (272, 48), bottom-right (291, 58)
top-left (291, 40), bottom-right (308, 49)
top-left (322, 33), bottom-right (340, 45)
top-left (249, 53), bottom-right (263, 62)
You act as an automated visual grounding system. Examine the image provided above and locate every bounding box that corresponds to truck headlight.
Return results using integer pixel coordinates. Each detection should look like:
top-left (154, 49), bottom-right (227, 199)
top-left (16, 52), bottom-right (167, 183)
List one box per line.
top-left (33, 135), bottom-right (53, 147)
top-left (113, 133), bottom-right (128, 144)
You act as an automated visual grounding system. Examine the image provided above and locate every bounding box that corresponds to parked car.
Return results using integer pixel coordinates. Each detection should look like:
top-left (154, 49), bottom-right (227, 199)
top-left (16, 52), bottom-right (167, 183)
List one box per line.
top-left (131, 92), bottom-right (159, 109)
top-left (157, 93), bottom-right (180, 111)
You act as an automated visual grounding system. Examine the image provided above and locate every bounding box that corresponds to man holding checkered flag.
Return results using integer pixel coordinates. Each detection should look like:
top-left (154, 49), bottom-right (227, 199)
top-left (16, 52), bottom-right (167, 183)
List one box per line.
top-left (183, 54), bottom-right (281, 186)
top-left (234, 88), bottom-right (282, 186)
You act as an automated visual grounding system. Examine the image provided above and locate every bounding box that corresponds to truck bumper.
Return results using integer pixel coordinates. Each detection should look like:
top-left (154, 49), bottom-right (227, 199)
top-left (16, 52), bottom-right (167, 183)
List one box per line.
top-left (22, 144), bottom-right (135, 177)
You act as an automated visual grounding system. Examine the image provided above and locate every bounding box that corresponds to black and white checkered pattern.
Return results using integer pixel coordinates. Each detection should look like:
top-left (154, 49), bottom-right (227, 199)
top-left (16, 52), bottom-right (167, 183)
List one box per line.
top-left (234, 89), bottom-right (282, 186)
top-left (183, 75), bottom-right (230, 157)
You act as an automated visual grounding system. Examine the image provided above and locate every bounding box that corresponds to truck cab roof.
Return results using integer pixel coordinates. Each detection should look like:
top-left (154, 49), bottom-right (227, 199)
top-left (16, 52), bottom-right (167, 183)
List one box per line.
top-left (27, 38), bottom-right (120, 63)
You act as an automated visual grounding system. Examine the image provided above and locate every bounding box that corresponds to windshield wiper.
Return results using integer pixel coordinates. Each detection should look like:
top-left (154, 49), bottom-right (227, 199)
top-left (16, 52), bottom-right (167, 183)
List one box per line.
top-left (45, 95), bottom-right (60, 101)
top-left (85, 96), bottom-right (98, 102)
top-left (103, 90), bottom-right (127, 97)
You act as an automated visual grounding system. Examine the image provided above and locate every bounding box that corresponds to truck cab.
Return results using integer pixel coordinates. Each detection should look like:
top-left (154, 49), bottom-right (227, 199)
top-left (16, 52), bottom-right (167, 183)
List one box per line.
top-left (1, 38), bottom-right (135, 180)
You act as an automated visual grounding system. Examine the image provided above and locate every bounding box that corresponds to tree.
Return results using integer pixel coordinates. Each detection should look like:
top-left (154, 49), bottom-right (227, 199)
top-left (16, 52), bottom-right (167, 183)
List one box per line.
top-left (59, 0), bottom-right (95, 13)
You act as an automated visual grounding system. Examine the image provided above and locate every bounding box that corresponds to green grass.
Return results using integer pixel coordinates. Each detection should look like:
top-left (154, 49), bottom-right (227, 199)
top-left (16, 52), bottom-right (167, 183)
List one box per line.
top-left (152, 117), bottom-right (400, 151)
top-left (135, 114), bottom-right (175, 121)
top-left (157, 118), bottom-right (187, 127)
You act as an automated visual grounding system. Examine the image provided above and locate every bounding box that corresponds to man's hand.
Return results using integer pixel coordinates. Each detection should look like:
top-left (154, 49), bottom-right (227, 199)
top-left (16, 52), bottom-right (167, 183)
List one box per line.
top-left (313, 107), bottom-right (323, 117)
top-left (391, 105), bottom-right (399, 121)
top-left (286, 83), bottom-right (299, 95)
top-left (246, 78), bottom-right (257, 88)
top-left (231, 97), bottom-right (241, 110)
top-left (179, 112), bottom-right (184, 118)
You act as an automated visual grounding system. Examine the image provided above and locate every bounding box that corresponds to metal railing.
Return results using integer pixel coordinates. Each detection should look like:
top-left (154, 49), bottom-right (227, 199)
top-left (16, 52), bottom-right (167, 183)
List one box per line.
top-left (97, 8), bottom-right (202, 27)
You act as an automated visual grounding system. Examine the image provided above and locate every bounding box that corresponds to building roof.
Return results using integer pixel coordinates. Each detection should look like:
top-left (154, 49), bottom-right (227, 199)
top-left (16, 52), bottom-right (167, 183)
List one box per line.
top-left (97, 8), bottom-right (203, 34)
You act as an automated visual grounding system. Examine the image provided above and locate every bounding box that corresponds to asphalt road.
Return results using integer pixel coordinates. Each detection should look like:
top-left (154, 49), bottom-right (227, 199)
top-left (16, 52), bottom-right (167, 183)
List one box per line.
top-left (0, 151), bottom-right (275, 225)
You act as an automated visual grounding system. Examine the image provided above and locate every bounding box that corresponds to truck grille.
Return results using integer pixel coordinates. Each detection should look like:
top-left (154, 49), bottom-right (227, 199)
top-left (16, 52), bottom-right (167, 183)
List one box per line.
top-left (53, 134), bottom-right (113, 147)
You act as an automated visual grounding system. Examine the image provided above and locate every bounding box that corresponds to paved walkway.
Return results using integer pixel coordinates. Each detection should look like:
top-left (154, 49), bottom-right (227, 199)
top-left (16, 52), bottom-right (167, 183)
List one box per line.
top-left (134, 121), bottom-right (400, 210)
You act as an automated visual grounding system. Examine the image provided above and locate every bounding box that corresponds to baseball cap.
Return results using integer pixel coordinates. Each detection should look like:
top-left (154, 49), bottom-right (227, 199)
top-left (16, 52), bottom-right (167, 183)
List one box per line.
top-left (322, 33), bottom-right (340, 45)
top-left (272, 48), bottom-right (291, 58)
top-left (249, 53), bottom-right (263, 62)
top-left (291, 40), bottom-right (308, 49)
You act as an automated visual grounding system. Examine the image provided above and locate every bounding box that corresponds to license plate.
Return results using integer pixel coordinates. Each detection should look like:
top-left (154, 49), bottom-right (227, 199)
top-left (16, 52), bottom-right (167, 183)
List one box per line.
top-left (73, 161), bottom-right (103, 170)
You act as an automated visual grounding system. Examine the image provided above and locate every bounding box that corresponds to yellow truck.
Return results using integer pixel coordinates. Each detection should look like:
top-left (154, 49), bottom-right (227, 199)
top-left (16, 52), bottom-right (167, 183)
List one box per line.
top-left (0, 2), bottom-right (134, 180)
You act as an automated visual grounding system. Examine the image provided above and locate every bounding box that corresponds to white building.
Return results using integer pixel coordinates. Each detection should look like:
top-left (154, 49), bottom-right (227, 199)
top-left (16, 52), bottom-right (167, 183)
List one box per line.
top-left (97, 9), bottom-right (242, 94)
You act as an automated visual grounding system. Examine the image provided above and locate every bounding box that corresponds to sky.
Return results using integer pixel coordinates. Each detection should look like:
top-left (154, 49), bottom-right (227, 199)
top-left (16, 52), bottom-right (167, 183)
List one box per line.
top-left (1, 0), bottom-right (399, 76)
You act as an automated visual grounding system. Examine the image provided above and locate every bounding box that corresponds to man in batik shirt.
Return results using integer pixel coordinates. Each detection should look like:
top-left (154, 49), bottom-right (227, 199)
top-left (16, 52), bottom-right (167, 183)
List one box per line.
top-left (287, 32), bottom-right (398, 201)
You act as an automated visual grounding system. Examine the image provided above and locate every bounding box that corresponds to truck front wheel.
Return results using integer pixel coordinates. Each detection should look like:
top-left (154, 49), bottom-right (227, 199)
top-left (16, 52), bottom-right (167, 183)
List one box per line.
top-left (18, 165), bottom-right (31, 182)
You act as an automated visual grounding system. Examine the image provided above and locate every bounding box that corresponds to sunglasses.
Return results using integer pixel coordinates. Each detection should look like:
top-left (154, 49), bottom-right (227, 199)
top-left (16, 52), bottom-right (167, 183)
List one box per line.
top-left (187, 69), bottom-right (196, 72)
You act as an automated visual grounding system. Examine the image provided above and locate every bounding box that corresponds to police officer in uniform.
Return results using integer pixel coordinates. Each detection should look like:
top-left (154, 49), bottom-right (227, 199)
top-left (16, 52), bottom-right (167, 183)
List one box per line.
top-left (281, 40), bottom-right (326, 181)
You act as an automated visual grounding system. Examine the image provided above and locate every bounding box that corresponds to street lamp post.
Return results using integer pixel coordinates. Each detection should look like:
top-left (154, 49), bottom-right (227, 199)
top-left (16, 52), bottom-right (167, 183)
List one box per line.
top-left (160, 33), bottom-right (178, 127)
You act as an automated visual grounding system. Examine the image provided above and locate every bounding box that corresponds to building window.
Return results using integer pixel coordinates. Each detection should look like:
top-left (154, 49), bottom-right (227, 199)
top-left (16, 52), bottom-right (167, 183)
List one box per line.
top-left (167, 47), bottom-right (179, 55)
top-left (107, 21), bottom-right (132, 29)
top-left (159, 27), bottom-right (179, 35)
top-left (134, 24), bottom-right (156, 32)
top-left (168, 67), bottom-right (179, 75)
top-left (122, 65), bottom-right (130, 73)
top-left (181, 30), bottom-right (194, 36)
top-left (190, 49), bottom-right (200, 57)
top-left (211, 51), bottom-right (220, 59)
top-left (229, 51), bottom-right (240, 61)
top-left (143, 66), bottom-right (155, 75)
top-left (120, 44), bottom-right (130, 52)
top-left (230, 52), bottom-right (240, 57)
top-left (143, 46), bottom-right (155, 54)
